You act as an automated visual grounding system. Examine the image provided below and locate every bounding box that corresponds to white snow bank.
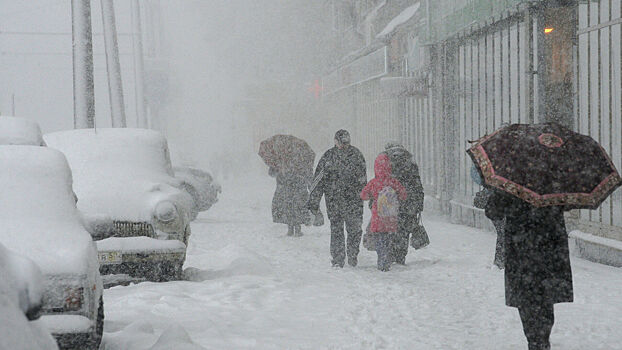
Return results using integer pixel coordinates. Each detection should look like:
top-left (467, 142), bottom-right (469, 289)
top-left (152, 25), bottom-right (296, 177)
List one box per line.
top-left (569, 230), bottom-right (622, 251)
top-left (37, 315), bottom-right (93, 333)
top-left (184, 244), bottom-right (273, 281)
top-left (0, 244), bottom-right (43, 315)
top-left (102, 321), bottom-right (205, 350)
top-left (0, 116), bottom-right (45, 146)
top-left (97, 237), bottom-right (186, 253)
top-left (0, 244), bottom-right (57, 349)
top-left (0, 146), bottom-right (96, 275)
top-left (377, 3), bottom-right (420, 38)
top-left (44, 128), bottom-right (193, 222)
top-left (0, 295), bottom-right (58, 349)
top-left (150, 325), bottom-right (206, 350)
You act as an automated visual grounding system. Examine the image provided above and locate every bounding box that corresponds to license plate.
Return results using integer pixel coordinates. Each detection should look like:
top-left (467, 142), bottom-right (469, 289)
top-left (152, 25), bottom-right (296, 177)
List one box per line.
top-left (98, 251), bottom-right (122, 264)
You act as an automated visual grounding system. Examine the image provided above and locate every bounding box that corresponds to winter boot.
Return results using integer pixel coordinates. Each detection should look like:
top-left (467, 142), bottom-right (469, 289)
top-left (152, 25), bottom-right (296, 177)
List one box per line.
top-left (528, 342), bottom-right (550, 350)
top-left (293, 224), bottom-right (303, 237)
top-left (347, 255), bottom-right (357, 267)
top-left (394, 256), bottom-right (406, 265)
top-left (331, 260), bottom-right (344, 268)
top-left (287, 225), bottom-right (294, 236)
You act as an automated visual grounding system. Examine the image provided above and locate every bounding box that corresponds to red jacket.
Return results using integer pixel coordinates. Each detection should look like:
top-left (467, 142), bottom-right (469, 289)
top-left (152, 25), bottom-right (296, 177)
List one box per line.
top-left (360, 154), bottom-right (407, 233)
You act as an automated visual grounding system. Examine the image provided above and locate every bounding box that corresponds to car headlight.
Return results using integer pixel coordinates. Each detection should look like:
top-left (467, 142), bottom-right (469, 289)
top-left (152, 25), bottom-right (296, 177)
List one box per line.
top-left (155, 201), bottom-right (178, 223)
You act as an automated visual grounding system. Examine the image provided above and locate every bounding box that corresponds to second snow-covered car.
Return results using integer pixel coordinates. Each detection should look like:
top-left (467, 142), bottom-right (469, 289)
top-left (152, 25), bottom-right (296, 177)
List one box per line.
top-left (45, 128), bottom-right (194, 283)
top-left (0, 146), bottom-right (104, 349)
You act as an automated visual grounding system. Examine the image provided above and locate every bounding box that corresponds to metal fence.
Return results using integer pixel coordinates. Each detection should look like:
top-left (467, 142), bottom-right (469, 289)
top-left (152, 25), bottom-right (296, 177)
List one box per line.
top-left (576, 0), bottom-right (622, 230)
top-left (450, 9), bottom-right (537, 206)
top-left (403, 81), bottom-right (439, 198)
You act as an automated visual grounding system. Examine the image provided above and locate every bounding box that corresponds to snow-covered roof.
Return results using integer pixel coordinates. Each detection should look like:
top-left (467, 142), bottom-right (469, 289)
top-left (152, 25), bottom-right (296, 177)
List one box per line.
top-left (44, 128), bottom-right (191, 221)
top-left (0, 116), bottom-right (45, 146)
top-left (0, 146), bottom-right (95, 275)
top-left (376, 3), bottom-right (421, 38)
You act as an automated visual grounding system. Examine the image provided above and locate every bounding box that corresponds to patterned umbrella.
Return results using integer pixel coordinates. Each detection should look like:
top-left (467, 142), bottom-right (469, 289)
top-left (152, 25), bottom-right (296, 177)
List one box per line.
top-left (467, 123), bottom-right (622, 209)
top-left (258, 135), bottom-right (315, 175)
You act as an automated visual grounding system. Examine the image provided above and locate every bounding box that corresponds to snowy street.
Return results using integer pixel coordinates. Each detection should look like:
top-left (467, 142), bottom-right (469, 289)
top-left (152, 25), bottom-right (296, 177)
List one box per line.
top-left (101, 176), bottom-right (622, 350)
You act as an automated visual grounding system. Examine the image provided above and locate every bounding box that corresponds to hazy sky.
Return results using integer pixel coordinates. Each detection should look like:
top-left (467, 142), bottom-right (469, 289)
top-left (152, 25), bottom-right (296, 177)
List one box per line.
top-left (0, 1), bottom-right (332, 176)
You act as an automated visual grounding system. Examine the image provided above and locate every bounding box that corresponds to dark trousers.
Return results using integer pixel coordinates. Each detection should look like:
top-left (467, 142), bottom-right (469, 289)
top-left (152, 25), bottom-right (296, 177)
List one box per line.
top-left (375, 233), bottom-right (393, 271)
top-left (393, 214), bottom-right (416, 264)
top-left (518, 303), bottom-right (554, 350)
top-left (329, 213), bottom-right (362, 266)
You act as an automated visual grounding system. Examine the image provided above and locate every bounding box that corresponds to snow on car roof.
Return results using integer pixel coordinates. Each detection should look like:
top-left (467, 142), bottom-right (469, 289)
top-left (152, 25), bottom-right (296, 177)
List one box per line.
top-left (0, 116), bottom-right (45, 146)
top-left (45, 128), bottom-right (174, 176)
top-left (0, 146), bottom-right (95, 275)
top-left (44, 128), bottom-right (186, 221)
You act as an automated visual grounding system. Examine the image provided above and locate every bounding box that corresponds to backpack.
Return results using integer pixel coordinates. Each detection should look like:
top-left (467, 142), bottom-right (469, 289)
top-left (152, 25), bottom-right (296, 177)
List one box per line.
top-left (377, 186), bottom-right (399, 218)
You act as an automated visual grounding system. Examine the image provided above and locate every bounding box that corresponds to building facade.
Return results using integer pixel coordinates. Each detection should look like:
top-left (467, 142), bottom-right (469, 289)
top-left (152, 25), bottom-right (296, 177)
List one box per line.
top-left (321, 0), bottom-right (622, 266)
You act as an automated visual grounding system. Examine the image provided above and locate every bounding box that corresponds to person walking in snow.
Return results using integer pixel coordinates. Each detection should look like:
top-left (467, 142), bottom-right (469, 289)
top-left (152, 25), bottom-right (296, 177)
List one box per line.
top-left (308, 130), bottom-right (367, 268)
top-left (269, 166), bottom-right (312, 237)
top-left (382, 142), bottom-right (424, 265)
top-left (361, 153), bottom-right (407, 271)
top-left (484, 190), bottom-right (573, 350)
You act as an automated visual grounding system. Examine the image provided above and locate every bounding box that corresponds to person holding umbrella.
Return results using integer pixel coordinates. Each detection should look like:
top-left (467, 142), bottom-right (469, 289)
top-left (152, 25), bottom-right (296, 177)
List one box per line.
top-left (259, 135), bottom-right (315, 237)
top-left (308, 129), bottom-right (367, 268)
top-left (468, 123), bottom-right (622, 350)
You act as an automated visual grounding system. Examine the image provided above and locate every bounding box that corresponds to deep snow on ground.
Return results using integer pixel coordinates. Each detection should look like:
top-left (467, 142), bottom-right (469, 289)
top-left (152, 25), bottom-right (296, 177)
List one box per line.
top-left (102, 176), bottom-right (622, 350)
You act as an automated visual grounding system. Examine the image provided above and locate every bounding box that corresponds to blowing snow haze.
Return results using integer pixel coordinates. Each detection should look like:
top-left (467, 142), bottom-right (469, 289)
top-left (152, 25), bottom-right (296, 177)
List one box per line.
top-left (0, 0), bottom-right (332, 178)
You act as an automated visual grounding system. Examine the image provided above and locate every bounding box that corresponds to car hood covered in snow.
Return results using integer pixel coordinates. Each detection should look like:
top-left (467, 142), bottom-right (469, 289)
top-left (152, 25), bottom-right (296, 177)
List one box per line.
top-left (45, 128), bottom-right (193, 222)
top-left (0, 146), bottom-right (97, 276)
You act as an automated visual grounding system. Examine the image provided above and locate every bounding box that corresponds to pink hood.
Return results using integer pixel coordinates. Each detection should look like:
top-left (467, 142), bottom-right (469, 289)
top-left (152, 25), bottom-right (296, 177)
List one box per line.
top-left (374, 153), bottom-right (392, 179)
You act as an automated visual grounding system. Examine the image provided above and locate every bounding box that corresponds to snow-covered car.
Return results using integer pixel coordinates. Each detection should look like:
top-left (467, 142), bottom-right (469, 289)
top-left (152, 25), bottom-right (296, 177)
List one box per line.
top-left (45, 129), bottom-right (194, 282)
top-left (0, 146), bottom-right (103, 349)
top-left (173, 166), bottom-right (222, 220)
top-left (0, 116), bottom-right (46, 146)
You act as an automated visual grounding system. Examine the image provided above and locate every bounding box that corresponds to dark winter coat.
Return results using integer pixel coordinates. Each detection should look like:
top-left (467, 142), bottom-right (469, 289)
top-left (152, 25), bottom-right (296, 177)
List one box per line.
top-left (383, 146), bottom-right (424, 215)
top-left (308, 145), bottom-right (366, 220)
top-left (484, 190), bottom-right (573, 307)
top-left (270, 167), bottom-right (311, 225)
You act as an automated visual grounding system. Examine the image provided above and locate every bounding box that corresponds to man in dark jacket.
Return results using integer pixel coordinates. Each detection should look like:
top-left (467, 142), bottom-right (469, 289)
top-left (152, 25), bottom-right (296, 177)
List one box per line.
top-left (383, 142), bottom-right (424, 264)
top-left (485, 190), bottom-right (573, 350)
top-left (308, 130), bottom-right (366, 268)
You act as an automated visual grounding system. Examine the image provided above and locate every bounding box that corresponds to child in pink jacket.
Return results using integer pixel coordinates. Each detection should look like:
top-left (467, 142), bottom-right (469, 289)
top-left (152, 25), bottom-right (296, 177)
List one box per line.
top-left (361, 153), bottom-right (407, 271)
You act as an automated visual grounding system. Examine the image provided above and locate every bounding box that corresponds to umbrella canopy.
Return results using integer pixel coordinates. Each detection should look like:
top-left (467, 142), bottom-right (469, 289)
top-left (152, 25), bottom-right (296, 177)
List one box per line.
top-left (258, 135), bottom-right (315, 175)
top-left (467, 123), bottom-right (622, 209)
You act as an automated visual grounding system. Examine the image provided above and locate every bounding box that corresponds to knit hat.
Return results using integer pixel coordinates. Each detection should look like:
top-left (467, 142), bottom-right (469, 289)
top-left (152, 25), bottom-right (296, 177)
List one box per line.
top-left (334, 129), bottom-right (351, 145)
top-left (385, 141), bottom-right (404, 150)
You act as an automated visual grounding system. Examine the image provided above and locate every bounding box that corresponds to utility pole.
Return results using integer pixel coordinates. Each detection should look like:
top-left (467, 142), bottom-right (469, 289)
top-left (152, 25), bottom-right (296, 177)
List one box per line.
top-left (131, 0), bottom-right (147, 128)
top-left (71, 0), bottom-right (96, 129)
top-left (101, 0), bottom-right (127, 127)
